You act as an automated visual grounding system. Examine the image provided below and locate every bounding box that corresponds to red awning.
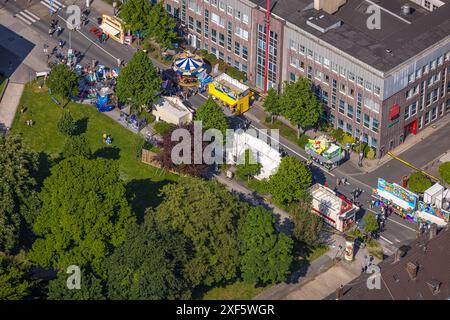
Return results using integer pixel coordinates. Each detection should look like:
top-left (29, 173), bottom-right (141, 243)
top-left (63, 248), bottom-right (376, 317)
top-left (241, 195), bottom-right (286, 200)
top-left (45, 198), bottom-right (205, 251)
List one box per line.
top-left (390, 103), bottom-right (400, 119)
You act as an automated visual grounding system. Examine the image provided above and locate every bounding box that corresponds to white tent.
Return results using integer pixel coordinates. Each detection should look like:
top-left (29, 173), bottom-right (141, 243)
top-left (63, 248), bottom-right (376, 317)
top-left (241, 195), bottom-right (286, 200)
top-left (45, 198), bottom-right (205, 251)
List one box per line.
top-left (424, 183), bottom-right (445, 208)
top-left (152, 96), bottom-right (193, 125)
top-left (226, 131), bottom-right (281, 180)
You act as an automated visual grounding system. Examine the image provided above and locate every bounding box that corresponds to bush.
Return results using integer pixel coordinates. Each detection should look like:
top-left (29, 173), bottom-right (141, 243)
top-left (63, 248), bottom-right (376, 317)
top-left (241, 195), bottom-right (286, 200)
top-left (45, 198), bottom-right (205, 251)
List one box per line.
top-left (57, 111), bottom-right (76, 136)
top-left (247, 178), bottom-right (270, 195)
top-left (153, 121), bottom-right (173, 136)
top-left (346, 228), bottom-right (363, 241)
top-left (225, 66), bottom-right (246, 82)
top-left (62, 135), bottom-right (92, 159)
top-left (342, 133), bottom-right (355, 145)
top-left (366, 147), bottom-right (376, 160)
top-left (408, 172), bottom-right (431, 193)
top-left (329, 128), bottom-right (344, 142)
top-left (439, 162), bottom-right (450, 184)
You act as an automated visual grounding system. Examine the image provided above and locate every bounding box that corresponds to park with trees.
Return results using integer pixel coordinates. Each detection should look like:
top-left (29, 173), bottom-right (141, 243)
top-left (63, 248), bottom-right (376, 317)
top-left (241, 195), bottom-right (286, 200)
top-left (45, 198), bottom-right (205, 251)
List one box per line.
top-left (0, 73), bottom-right (312, 299)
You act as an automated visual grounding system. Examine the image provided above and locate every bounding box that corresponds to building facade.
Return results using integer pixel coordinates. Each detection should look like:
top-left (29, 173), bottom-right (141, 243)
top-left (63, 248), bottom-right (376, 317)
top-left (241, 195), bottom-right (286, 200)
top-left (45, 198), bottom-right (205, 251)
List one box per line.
top-left (164, 0), bottom-right (450, 156)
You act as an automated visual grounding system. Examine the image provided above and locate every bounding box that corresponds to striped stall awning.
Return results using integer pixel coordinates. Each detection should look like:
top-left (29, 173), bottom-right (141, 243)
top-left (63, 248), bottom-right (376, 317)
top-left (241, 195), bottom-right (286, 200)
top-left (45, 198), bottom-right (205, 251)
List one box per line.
top-left (173, 52), bottom-right (205, 76)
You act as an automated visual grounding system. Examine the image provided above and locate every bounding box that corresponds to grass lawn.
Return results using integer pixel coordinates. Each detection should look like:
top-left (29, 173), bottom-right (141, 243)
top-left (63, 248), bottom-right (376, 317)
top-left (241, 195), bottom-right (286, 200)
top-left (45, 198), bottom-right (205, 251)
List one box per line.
top-left (263, 117), bottom-right (310, 150)
top-left (201, 281), bottom-right (270, 300)
top-left (11, 82), bottom-right (178, 216)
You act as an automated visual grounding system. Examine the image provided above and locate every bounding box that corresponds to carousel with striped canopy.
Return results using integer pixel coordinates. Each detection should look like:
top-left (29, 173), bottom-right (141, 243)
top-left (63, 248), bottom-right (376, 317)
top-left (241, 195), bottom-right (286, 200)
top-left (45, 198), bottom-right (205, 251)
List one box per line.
top-left (172, 52), bottom-right (206, 87)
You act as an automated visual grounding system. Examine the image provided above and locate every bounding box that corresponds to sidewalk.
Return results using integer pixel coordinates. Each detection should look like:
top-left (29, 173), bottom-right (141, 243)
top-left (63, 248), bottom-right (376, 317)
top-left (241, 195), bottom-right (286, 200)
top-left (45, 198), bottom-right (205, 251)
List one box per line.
top-left (347, 112), bottom-right (450, 173)
top-left (0, 82), bottom-right (25, 134)
top-left (255, 233), bottom-right (381, 300)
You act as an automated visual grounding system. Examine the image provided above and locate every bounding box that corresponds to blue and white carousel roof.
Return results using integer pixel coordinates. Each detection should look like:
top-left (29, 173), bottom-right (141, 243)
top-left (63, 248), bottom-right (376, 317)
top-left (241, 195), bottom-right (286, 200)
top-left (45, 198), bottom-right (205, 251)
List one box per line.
top-left (173, 52), bottom-right (205, 76)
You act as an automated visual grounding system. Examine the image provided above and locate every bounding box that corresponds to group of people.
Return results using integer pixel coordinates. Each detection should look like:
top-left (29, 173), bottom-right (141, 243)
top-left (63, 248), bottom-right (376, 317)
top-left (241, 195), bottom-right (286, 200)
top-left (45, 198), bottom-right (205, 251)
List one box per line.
top-left (48, 19), bottom-right (62, 37)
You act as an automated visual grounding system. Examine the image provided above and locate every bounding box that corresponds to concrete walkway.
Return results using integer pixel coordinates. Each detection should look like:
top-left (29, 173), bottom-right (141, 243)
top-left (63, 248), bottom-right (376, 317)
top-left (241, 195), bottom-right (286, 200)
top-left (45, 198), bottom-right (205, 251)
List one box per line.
top-left (0, 82), bottom-right (24, 134)
top-left (255, 233), bottom-right (380, 300)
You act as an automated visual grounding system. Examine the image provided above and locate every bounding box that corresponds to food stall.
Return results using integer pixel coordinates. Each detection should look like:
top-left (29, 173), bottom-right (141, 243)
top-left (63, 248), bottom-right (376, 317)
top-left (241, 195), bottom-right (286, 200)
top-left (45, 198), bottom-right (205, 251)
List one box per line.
top-left (375, 178), bottom-right (418, 221)
top-left (309, 183), bottom-right (359, 232)
top-left (208, 73), bottom-right (251, 115)
top-left (305, 136), bottom-right (344, 170)
top-left (415, 183), bottom-right (449, 226)
top-left (100, 14), bottom-right (125, 44)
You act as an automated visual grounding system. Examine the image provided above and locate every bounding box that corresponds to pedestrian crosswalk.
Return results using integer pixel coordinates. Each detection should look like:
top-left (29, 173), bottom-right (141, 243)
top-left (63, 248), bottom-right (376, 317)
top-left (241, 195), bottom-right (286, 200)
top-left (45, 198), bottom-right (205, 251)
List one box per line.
top-left (15, 9), bottom-right (40, 25)
top-left (39, 0), bottom-right (66, 12)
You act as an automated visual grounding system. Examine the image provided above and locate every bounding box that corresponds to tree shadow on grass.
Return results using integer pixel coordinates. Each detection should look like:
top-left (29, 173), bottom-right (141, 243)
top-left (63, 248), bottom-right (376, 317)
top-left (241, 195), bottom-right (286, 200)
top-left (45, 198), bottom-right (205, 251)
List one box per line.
top-left (125, 179), bottom-right (173, 223)
top-left (74, 117), bottom-right (88, 135)
top-left (94, 146), bottom-right (121, 160)
top-left (34, 152), bottom-right (54, 191)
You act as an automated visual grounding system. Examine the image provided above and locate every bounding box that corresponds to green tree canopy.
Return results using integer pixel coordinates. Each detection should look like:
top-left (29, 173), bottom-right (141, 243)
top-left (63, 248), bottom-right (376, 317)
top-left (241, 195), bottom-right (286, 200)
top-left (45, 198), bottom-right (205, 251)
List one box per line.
top-left (47, 64), bottom-right (79, 104)
top-left (263, 87), bottom-right (283, 123)
top-left (151, 177), bottom-right (247, 287)
top-left (57, 110), bottom-right (77, 136)
top-left (0, 255), bottom-right (31, 300)
top-left (439, 162), bottom-right (450, 184)
top-left (106, 219), bottom-right (191, 300)
top-left (118, 0), bottom-right (153, 34)
top-left (0, 134), bottom-right (39, 253)
top-left (407, 172), bottom-right (431, 194)
top-left (62, 135), bottom-right (92, 159)
top-left (47, 269), bottom-right (106, 300)
top-left (238, 206), bottom-right (293, 284)
top-left (268, 156), bottom-right (312, 206)
top-left (29, 157), bottom-right (135, 278)
top-left (236, 149), bottom-right (262, 181)
top-left (147, 2), bottom-right (178, 49)
top-left (280, 78), bottom-right (322, 134)
top-left (363, 214), bottom-right (379, 235)
top-left (289, 196), bottom-right (323, 246)
top-left (194, 97), bottom-right (228, 136)
top-left (116, 50), bottom-right (162, 113)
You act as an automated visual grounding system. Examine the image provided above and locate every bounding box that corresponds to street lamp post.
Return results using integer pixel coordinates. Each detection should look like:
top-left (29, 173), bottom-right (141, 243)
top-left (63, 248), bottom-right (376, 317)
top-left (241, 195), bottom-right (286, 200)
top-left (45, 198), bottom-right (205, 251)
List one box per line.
top-left (113, 1), bottom-right (118, 16)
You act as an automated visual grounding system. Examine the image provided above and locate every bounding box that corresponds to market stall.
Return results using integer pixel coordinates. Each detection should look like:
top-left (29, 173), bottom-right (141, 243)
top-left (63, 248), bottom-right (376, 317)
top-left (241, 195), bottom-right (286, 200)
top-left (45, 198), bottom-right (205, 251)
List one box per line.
top-left (152, 96), bottom-right (193, 125)
top-left (305, 136), bottom-right (344, 170)
top-left (309, 183), bottom-right (358, 232)
top-left (208, 73), bottom-right (251, 115)
top-left (100, 14), bottom-right (125, 44)
top-left (415, 183), bottom-right (450, 226)
top-left (374, 178), bottom-right (418, 222)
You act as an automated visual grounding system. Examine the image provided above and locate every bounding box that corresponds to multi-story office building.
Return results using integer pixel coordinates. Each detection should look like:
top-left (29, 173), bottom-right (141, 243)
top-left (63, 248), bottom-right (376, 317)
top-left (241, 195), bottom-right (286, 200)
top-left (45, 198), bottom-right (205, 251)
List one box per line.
top-left (164, 0), bottom-right (450, 156)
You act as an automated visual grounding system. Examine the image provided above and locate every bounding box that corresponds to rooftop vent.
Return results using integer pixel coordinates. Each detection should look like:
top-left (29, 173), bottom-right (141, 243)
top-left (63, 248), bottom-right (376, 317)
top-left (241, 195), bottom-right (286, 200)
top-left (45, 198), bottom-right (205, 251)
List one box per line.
top-left (406, 262), bottom-right (419, 280)
top-left (306, 11), bottom-right (343, 33)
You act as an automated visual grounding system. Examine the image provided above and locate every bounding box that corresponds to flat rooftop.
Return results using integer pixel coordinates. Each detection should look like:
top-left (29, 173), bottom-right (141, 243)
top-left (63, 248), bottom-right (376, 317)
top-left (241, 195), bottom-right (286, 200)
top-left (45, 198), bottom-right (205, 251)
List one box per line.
top-left (250, 0), bottom-right (450, 72)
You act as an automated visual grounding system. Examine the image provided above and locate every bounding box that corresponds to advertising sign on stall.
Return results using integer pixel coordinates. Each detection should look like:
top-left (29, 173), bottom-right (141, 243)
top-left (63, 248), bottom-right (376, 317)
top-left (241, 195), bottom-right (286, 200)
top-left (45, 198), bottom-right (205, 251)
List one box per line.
top-left (377, 178), bottom-right (418, 210)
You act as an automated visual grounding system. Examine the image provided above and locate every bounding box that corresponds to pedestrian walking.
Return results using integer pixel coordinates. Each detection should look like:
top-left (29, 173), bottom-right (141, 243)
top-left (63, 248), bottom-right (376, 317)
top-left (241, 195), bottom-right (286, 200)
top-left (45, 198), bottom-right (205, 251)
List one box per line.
top-left (336, 177), bottom-right (340, 186)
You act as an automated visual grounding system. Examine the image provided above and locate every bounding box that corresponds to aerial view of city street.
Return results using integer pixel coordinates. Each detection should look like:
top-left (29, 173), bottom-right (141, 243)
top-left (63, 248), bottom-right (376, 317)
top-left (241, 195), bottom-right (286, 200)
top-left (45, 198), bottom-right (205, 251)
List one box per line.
top-left (0, 0), bottom-right (449, 311)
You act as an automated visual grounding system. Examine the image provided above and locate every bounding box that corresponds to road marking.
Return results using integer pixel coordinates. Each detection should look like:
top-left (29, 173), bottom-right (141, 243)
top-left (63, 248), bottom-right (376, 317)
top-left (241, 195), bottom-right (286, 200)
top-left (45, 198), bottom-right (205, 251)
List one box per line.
top-left (16, 13), bottom-right (32, 25)
top-left (386, 217), bottom-right (416, 232)
top-left (23, 9), bottom-right (40, 21)
top-left (40, 0), bottom-right (65, 10)
top-left (18, 11), bottom-right (37, 23)
top-left (380, 235), bottom-right (393, 245)
top-left (57, 14), bottom-right (120, 61)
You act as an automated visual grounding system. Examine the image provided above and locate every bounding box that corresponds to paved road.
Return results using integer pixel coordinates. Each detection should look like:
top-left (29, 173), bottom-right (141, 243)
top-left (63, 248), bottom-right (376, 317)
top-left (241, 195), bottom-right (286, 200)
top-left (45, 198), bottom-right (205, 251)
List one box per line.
top-left (0, 0), bottom-right (418, 250)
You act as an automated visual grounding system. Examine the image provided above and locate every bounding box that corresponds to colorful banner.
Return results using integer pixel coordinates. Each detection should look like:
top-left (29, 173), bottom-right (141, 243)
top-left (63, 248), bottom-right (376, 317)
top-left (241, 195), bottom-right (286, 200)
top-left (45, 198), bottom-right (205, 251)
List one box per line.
top-left (377, 178), bottom-right (418, 210)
